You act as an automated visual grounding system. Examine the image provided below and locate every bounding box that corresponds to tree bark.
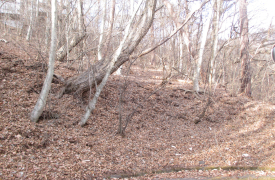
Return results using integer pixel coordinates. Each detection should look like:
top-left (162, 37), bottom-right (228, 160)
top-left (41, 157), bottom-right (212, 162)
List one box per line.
top-left (239, 0), bottom-right (251, 96)
top-left (30, 0), bottom-right (57, 122)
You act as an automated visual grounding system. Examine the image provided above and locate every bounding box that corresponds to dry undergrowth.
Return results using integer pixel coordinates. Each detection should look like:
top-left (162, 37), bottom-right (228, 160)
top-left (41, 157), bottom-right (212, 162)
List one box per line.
top-left (0, 39), bottom-right (275, 179)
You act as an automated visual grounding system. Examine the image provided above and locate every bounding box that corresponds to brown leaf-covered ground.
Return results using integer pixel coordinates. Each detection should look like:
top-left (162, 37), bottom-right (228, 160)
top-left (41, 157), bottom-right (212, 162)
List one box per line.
top-left (1, 39), bottom-right (275, 179)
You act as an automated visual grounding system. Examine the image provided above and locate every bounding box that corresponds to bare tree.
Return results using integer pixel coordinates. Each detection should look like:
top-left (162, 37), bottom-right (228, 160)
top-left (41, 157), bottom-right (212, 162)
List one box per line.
top-left (30, 0), bottom-right (57, 122)
top-left (239, 0), bottom-right (251, 96)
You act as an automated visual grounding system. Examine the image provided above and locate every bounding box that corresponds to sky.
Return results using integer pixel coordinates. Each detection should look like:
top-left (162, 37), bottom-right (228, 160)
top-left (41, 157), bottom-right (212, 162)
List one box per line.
top-left (1, 0), bottom-right (275, 34)
top-left (248, 0), bottom-right (275, 31)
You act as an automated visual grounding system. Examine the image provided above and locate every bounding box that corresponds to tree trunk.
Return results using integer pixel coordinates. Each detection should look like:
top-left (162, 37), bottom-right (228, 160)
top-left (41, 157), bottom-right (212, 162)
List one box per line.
top-left (104, 0), bottom-right (116, 59)
top-left (183, 0), bottom-right (192, 71)
top-left (56, 33), bottom-right (86, 62)
top-left (20, 0), bottom-right (27, 37)
top-left (61, 0), bottom-right (157, 97)
top-left (193, 6), bottom-right (212, 92)
top-left (97, 0), bottom-right (107, 61)
top-left (150, 18), bottom-right (156, 66)
top-left (179, 31), bottom-right (184, 71)
top-left (77, 0), bottom-right (85, 70)
top-left (30, 0), bottom-right (57, 122)
top-left (26, 0), bottom-right (34, 41)
top-left (239, 0), bottom-right (251, 96)
top-left (208, 0), bottom-right (222, 88)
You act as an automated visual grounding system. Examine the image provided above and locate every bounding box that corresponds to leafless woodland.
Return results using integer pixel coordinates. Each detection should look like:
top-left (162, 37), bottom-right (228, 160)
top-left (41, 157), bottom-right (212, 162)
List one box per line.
top-left (1, 0), bottom-right (275, 179)
top-left (2, 0), bottom-right (275, 104)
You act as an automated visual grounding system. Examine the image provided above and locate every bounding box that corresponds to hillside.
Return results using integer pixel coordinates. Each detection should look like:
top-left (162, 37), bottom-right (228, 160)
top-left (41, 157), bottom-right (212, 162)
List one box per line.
top-left (0, 39), bottom-right (275, 179)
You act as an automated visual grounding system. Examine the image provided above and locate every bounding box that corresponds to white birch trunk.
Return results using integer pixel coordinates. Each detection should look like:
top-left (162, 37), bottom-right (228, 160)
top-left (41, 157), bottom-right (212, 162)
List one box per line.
top-left (30, 0), bottom-right (57, 122)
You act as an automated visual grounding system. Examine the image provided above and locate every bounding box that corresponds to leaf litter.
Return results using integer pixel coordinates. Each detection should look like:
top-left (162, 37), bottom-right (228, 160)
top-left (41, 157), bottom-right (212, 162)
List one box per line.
top-left (0, 40), bottom-right (275, 179)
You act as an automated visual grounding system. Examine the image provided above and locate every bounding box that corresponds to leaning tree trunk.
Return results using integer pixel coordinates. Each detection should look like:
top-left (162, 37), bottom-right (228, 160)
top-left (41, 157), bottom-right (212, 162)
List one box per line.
top-left (60, 0), bottom-right (157, 97)
top-left (56, 33), bottom-right (86, 62)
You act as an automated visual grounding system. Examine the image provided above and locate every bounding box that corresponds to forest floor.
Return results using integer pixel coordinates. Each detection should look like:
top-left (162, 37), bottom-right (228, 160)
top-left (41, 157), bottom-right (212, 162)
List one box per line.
top-left (1, 39), bottom-right (275, 180)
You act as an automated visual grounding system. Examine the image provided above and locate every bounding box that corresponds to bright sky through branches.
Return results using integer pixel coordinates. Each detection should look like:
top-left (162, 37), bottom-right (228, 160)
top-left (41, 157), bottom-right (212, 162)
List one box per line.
top-left (248, 0), bottom-right (275, 31)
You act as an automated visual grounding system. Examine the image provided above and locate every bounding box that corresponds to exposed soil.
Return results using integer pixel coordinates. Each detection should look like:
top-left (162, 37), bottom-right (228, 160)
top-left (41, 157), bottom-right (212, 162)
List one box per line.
top-left (0, 39), bottom-right (275, 179)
